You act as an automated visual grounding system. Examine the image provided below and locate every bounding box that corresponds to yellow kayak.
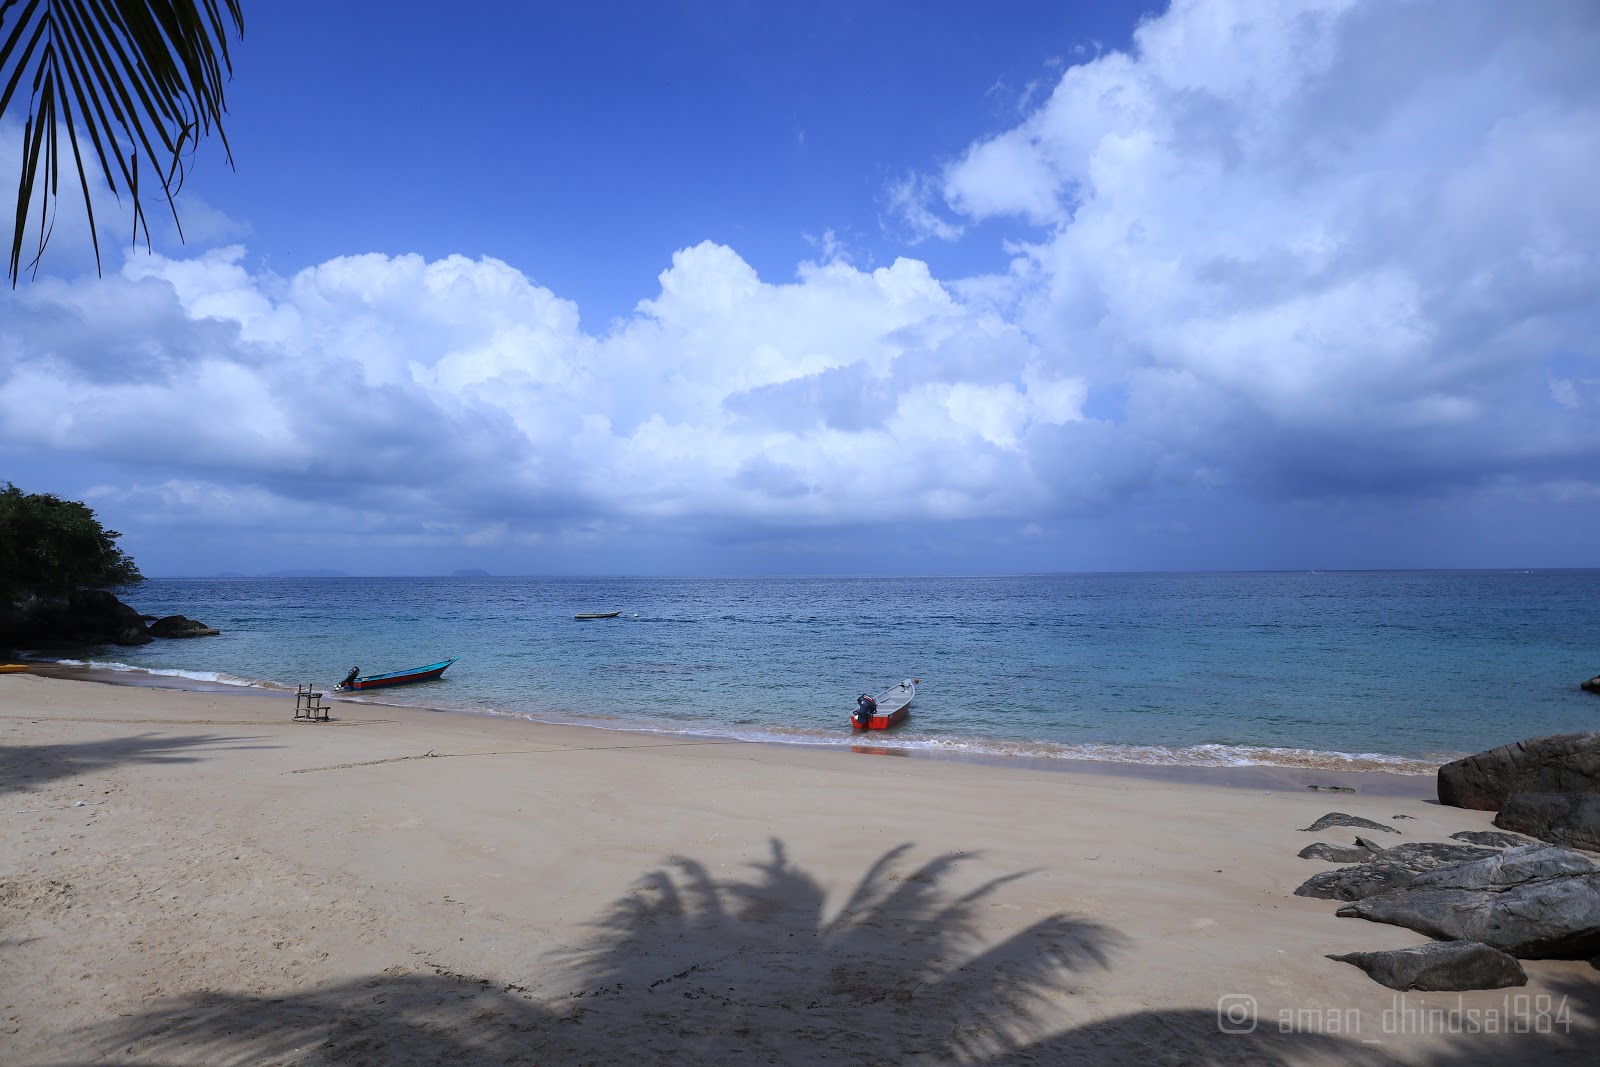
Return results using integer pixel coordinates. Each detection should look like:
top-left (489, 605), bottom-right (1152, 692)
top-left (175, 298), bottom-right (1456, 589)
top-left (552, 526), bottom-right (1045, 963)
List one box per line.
top-left (0, 664), bottom-right (29, 673)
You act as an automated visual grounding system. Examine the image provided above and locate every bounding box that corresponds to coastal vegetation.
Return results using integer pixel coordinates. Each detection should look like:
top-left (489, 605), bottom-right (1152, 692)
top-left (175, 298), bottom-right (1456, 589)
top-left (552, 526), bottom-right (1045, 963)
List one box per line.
top-left (0, 481), bottom-right (142, 600)
top-left (1, 0), bottom-right (245, 283)
top-left (0, 481), bottom-right (157, 649)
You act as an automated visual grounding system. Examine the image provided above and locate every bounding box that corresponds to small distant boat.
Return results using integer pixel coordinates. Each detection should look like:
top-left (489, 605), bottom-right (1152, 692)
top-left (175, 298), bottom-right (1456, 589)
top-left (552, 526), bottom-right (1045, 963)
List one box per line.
top-left (336, 657), bottom-right (457, 691)
top-left (0, 663), bottom-right (28, 674)
top-left (573, 611), bottom-right (622, 620)
top-left (851, 678), bottom-right (918, 731)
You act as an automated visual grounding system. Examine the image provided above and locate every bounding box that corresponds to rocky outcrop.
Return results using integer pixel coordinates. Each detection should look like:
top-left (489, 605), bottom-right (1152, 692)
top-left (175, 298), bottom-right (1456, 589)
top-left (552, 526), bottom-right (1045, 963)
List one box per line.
top-left (2, 589), bottom-right (145, 648)
top-left (10, 589), bottom-right (154, 646)
top-left (1495, 793), bottom-right (1600, 853)
top-left (147, 614), bottom-right (221, 638)
top-left (1335, 845), bottom-right (1600, 958)
top-left (1327, 942), bottom-right (1527, 991)
top-left (1437, 731), bottom-right (1600, 810)
top-left (1582, 674), bottom-right (1600, 695)
top-left (1298, 812), bottom-right (1401, 834)
top-left (1, 591), bottom-right (217, 650)
top-left (1295, 842), bottom-right (1498, 901)
top-left (70, 590), bottom-right (153, 645)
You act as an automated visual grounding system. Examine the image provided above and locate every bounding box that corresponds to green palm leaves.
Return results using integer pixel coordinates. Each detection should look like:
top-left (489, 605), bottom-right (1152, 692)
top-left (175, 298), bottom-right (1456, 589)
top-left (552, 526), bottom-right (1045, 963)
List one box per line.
top-left (0, 0), bottom-right (243, 284)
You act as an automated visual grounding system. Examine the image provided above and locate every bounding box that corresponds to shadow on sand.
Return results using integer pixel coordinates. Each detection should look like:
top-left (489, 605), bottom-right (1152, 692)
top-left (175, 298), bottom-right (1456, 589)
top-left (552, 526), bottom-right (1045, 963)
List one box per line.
top-left (0, 732), bottom-right (270, 795)
top-left (62, 840), bottom-right (1593, 1065)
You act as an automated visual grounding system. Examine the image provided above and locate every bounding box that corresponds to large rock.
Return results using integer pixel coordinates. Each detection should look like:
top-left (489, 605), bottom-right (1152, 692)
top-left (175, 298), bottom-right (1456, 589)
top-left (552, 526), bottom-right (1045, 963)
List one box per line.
top-left (1437, 731), bottom-right (1600, 810)
top-left (1295, 842), bottom-right (1498, 901)
top-left (1327, 941), bottom-right (1527, 991)
top-left (1335, 845), bottom-right (1600, 958)
top-left (147, 614), bottom-right (220, 638)
top-left (1, 589), bottom-right (152, 648)
top-left (1495, 793), bottom-right (1600, 853)
top-left (65, 590), bottom-right (152, 646)
top-left (1582, 674), bottom-right (1600, 695)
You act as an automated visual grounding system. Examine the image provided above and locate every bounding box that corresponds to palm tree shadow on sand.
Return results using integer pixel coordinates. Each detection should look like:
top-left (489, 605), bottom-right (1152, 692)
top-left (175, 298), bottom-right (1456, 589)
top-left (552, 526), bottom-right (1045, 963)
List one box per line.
top-left (547, 839), bottom-right (1115, 1063)
top-left (0, 732), bottom-right (270, 795)
top-left (70, 840), bottom-right (1512, 1066)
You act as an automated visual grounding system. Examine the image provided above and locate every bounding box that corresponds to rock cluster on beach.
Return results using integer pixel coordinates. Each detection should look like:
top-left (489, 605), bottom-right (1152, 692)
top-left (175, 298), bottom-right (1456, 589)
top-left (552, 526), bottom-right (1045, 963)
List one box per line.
top-left (1335, 844), bottom-right (1600, 958)
top-left (1300, 729), bottom-right (1600, 992)
top-left (0, 591), bottom-right (219, 650)
top-left (1294, 841), bottom-right (1498, 901)
top-left (1436, 730), bottom-right (1600, 810)
top-left (1436, 729), bottom-right (1600, 856)
top-left (1494, 793), bottom-right (1600, 853)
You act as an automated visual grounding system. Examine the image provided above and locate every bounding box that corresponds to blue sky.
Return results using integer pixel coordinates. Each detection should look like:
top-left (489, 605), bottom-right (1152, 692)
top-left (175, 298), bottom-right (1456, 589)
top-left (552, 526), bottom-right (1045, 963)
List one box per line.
top-left (2, 0), bottom-right (1598, 576)
top-left (211, 1), bottom-right (1158, 324)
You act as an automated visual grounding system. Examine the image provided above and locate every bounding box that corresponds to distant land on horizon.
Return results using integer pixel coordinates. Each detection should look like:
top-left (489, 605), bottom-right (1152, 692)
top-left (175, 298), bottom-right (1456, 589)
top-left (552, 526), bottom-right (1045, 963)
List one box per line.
top-left (139, 566), bottom-right (1600, 582)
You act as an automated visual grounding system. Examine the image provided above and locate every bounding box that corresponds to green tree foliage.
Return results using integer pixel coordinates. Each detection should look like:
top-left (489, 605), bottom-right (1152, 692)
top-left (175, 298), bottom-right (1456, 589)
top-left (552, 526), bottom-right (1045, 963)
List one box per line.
top-left (0, 0), bottom-right (245, 284)
top-left (0, 481), bottom-right (143, 598)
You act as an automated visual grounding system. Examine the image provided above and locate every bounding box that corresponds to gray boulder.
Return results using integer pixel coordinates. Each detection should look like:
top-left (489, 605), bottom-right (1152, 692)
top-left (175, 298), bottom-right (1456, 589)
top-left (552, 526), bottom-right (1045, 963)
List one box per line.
top-left (1449, 829), bottom-right (1537, 849)
top-left (1299, 839), bottom-right (1385, 863)
top-left (2, 589), bottom-right (151, 648)
top-left (1295, 842), bottom-right (1498, 901)
top-left (1437, 731), bottom-right (1600, 810)
top-left (147, 614), bottom-right (221, 638)
top-left (1335, 845), bottom-right (1600, 958)
top-left (67, 589), bottom-right (152, 645)
top-left (1327, 941), bottom-right (1527, 991)
top-left (1298, 812), bottom-right (1401, 834)
top-left (1494, 793), bottom-right (1600, 853)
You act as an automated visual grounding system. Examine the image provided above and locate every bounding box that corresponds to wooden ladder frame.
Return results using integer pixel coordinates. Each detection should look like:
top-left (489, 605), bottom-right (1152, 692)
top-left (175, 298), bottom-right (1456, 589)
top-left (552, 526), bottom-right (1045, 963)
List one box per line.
top-left (293, 683), bottom-right (330, 722)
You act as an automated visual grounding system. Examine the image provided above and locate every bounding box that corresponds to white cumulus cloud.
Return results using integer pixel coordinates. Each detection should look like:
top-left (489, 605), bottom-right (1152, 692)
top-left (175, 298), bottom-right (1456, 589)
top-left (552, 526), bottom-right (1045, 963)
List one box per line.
top-left (3, 0), bottom-right (1598, 571)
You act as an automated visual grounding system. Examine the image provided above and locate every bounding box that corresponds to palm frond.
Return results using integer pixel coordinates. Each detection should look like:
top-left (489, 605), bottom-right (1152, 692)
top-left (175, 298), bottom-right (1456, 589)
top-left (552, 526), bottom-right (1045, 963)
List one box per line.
top-left (0, 0), bottom-right (243, 285)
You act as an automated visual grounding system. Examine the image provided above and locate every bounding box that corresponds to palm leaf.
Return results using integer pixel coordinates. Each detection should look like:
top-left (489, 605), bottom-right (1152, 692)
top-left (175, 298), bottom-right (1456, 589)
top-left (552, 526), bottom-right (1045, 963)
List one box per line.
top-left (0, 0), bottom-right (243, 285)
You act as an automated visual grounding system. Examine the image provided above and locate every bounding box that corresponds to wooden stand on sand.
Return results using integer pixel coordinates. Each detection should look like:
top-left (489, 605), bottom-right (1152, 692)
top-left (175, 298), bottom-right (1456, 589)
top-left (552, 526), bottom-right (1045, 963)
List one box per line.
top-left (293, 683), bottom-right (330, 722)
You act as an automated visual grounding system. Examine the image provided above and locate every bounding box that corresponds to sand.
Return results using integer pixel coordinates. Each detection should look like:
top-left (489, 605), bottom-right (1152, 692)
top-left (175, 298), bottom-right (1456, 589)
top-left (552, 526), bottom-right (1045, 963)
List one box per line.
top-left (1, 671), bottom-right (1593, 1065)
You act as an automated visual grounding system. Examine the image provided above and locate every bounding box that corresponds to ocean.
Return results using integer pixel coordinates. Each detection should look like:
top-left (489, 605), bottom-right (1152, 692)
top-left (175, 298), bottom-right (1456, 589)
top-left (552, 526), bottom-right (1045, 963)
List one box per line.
top-left (33, 570), bottom-right (1600, 773)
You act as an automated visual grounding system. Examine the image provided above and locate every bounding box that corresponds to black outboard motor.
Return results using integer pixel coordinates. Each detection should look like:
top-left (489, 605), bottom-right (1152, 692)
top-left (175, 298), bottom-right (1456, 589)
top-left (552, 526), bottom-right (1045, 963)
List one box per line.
top-left (854, 693), bottom-right (877, 728)
top-left (341, 666), bottom-right (360, 689)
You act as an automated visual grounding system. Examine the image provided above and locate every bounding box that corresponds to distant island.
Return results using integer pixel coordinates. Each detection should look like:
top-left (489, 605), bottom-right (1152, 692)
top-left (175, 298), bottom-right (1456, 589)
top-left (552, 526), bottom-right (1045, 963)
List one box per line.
top-left (451, 569), bottom-right (492, 577)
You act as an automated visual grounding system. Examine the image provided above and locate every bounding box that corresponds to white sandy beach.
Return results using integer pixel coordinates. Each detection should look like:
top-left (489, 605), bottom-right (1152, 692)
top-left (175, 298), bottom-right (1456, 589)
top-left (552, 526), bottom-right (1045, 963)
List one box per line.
top-left (1, 671), bottom-right (1593, 1065)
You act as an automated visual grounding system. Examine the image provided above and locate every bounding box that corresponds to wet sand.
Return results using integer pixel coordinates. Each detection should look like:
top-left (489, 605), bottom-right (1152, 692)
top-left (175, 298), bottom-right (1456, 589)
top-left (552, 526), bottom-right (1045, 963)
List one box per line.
top-left (1, 672), bottom-right (1593, 1064)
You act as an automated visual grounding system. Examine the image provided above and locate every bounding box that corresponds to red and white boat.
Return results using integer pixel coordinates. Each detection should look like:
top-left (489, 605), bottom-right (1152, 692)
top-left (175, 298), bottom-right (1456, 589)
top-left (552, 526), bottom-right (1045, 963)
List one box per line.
top-left (851, 678), bottom-right (917, 731)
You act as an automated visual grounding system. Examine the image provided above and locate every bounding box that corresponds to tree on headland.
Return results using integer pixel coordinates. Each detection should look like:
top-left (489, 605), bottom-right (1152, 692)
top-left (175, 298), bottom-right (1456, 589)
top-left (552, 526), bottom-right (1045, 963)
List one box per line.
top-left (0, 0), bottom-right (245, 285)
top-left (0, 481), bottom-right (142, 601)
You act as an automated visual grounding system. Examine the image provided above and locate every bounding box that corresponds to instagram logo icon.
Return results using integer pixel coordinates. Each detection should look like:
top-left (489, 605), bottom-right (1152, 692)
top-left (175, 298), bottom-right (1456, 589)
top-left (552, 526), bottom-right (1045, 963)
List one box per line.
top-left (1217, 993), bottom-right (1258, 1034)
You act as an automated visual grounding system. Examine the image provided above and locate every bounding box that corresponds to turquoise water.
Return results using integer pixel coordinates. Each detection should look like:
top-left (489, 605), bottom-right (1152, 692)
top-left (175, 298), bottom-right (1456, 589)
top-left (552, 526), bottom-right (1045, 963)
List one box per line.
top-left (39, 571), bottom-right (1600, 772)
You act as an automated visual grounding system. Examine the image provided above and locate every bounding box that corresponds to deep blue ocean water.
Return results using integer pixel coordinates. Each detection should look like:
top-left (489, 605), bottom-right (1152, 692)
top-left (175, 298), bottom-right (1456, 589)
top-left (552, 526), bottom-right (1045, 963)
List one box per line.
top-left (38, 571), bottom-right (1600, 772)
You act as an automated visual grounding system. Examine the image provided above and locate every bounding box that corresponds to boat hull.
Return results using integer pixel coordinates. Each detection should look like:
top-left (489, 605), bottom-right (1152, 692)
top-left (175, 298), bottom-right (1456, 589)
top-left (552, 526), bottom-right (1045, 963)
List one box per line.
top-left (853, 705), bottom-right (909, 731)
top-left (337, 657), bottom-right (456, 691)
top-left (574, 611), bottom-right (622, 619)
top-left (850, 679), bottom-right (916, 731)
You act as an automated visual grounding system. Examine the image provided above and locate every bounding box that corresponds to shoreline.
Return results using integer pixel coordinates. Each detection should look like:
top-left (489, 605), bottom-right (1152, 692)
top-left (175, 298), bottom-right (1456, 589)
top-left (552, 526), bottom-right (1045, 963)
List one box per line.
top-left (16, 659), bottom-right (1438, 797)
top-left (2, 671), bottom-right (1591, 1064)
